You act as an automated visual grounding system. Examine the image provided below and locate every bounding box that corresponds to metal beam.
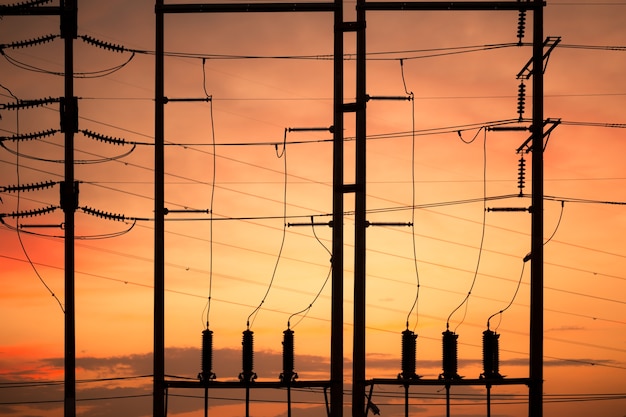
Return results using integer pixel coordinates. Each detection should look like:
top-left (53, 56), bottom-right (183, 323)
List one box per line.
top-left (331, 1), bottom-right (344, 416)
top-left (165, 380), bottom-right (331, 389)
top-left (353, 0), bottom-right (367, 415)
top-left (0, 6), bottom-right (62, 15)
top-left (154, 1), bottom-right (166, 416)
top-left (369, 377), bottom-right (531, 387)
top-left (61, 1), bottom-right (77, 416)
top-left (362, 1), bottom-right (543, 11)
top-left (529, 1), bottom-right (544, 416)
top-left (159, 2), bottom-right (335, 13)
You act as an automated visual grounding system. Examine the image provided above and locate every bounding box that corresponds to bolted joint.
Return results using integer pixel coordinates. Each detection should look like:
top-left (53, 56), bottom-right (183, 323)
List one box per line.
top-left (60, 181), bottom-right (79, 212)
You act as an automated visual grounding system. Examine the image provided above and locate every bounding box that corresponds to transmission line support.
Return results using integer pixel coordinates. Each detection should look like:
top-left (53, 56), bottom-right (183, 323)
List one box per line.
top-left (366, 95), bottom-right (412, 101)
top-left (287, 126), bottom-right (333, 133)
top-left (487, 126), bottom-right (530, 131)
top-left (366, 221), bottom-right (412, 227)
top-left (486, 207), bottom-right (530, 212)
top-left (19, 223), bottom-right (64, 229)
top-left (163, 208), bottom-right (210, 214)
top-left (287, 221), bottom-right (332, 227)
top-left (163, 97), bottom-right (211, 103)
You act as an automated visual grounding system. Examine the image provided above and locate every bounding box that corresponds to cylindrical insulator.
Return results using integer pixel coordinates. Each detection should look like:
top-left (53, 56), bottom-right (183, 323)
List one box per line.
top-left (400, 329), bottom-right (418, 380)
top-left (482, 330), bottom-right (502, 379)
top-left (280, 328), bottom-right (298, 383)
top-left (200, 329), bottom-right (216, 381)
top-left (240, 329), bottom-right (256, 382)
top-left (441, 330), bottom-right (460, 380)
top-left (517, 82), bottom-right (526, 121)
top-left (518, 156), bottom-right (526, 196)
top-left (517, 10), bottom-right (526, 43)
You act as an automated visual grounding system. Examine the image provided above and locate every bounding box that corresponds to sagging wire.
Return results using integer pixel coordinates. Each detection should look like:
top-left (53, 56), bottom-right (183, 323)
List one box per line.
top-left (0, 134), bottom-right (137, 164)
top-left (155, 42), bottom-right (522, 61)
top-left (0, 84), bottom-right (64, 312)
top-left (399, 59), bottom-right (421, 332)
top-left (246, 129), bottom-right (289, 330)
top-left (446, 128), bottom-right (488, 333)
top-left (544, 200), bottom-right (564, 246)
top-left (287, 216), bottom-right (332, 329)
top-left (0, 34), bottom-right (135, 78)
top-left (200, 57), bottom-right (217, 331)
top-left (457, 126), bottom-right (484, 144)
top-left (487, 260), bottom-right (527, 332)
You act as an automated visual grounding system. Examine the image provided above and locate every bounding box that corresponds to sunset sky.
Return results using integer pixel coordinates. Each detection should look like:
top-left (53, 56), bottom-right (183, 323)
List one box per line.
top-left (1, 1), bottom-right (625, 416)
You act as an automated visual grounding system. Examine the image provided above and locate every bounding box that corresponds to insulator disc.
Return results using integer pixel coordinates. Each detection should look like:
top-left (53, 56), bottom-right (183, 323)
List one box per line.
top-left (201, 329), bottom-right (215, 380)
top-left (401, 329), bottom-right (418, 380)
top-left (242, 329), bottom-right (254, 375)
top-left (517, 10), bottom-right (527, 41)
top-left (282, 329), bottom-right (295, 375)
top-left (517, 82), bottom-right (526, 119)
top-left (482, 330), bottom-right (502, 378)
top-left (442, 330), bottom-right (459, 379)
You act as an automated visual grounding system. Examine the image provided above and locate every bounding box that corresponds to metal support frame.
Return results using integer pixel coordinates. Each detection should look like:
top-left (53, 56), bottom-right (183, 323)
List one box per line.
top-left (4, 3), bottom-right (79, 416)
top-left (154, 2), bottom-right (339, 417)
top-left (154, 2), bottom-right (546, 417)
top-left (61, 2), bottom-right (78, 416)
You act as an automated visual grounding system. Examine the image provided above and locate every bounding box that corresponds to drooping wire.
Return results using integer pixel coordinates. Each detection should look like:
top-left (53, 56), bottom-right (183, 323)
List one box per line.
top-left (488, 260), bottom-right (527, 332)
top-left (489, 199), bottom-right (565, 330)
top-left (0, 136), bottom-right (137, 164)
top-left (544, 200), bottom-right (564, 246)
top-left (447, 128), bottom-right (488, 332)
top-left (1, 49), bottom-right (136, 78)
top-left (201, 58), bottom-right (216, 330)
top-left (246, 130), bottom-right (289, 329)
top-left (400, 59), bottom-right (420, 331)
top-left (457, 126), bottom-right (484, 144)
top-left (288, 216), bottom-right (332, 329)
top-left (0, 84), bottom-right (64, 312)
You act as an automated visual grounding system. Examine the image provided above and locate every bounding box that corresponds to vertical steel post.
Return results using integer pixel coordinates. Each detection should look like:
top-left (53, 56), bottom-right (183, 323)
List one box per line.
top-left (61, 1), bottom-right (77, 416)
top-left (331, 0), bottom-right (345, 416)
top-left (154, 1), bottom-right (166, 416)
top-left (529, 1), bottom-right (544, 416)
top-left (352, 0), bottom-right (367, 415)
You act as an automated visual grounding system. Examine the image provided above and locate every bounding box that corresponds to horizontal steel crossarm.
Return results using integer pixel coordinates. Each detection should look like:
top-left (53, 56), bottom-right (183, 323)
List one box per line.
top-left (0, 6), bottom-right (61, 15)
top-left (362, 1), bottom-right (544, 11)
top-left (165, 379), bottom-right (331, 389)
top-left (368, 377), bottom-right (531, 386)
top-left (159, 2), bottom-right (335, 13)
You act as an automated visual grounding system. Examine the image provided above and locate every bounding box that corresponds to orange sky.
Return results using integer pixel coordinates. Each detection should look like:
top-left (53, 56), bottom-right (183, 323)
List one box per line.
top-left (1, 1), bottom-right (625, 416)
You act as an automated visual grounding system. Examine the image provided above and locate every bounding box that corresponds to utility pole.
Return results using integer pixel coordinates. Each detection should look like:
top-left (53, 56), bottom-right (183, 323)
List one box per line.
top-left (331, 0), bottom-right (345, 416)
top-left (61, 1), bottom-right (78, 416)
top-left (529, 1), bottom-right (544, 416)
top-left (154, 1), bottom-right (166, 417)
top-left (352, 0), bottom-right (367, 415)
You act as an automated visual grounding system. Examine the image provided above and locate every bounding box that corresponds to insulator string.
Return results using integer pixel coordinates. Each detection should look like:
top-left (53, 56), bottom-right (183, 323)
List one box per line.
top-left (517, 9), bottom-right (526, 45)
top-left (0, 84), bottom-right (64, 312)
top-left (517, 155), bottom-right (526, 196)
